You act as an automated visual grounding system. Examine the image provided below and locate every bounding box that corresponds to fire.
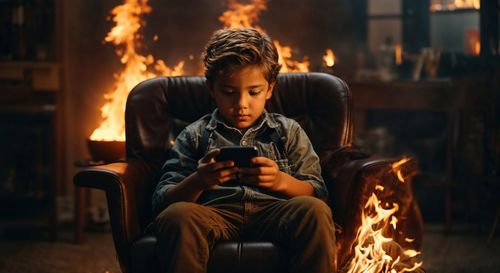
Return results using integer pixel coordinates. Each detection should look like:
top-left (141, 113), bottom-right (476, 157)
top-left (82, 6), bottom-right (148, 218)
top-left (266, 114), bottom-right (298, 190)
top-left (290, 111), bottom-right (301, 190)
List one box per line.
top-left (219, 0), bottom-right (309, 72)
top-left (344, 158), bottom-right (423, 273)
top-left (323, 49), bottom-right (336, 67)
top-left (391, 157), bottom-right (410, 183)
top-left (90, 0), bottom-right (184, 141)
top-left (394, 45), bottom-right (402, 65)
top-left (474, 41), bottom-right (480, 55)
top-left (430, 0), bottom-right (480, 12)
top-left (91, 0), bottom-right (311, 141)
top-left (219, 0), bottom-right (267, 29)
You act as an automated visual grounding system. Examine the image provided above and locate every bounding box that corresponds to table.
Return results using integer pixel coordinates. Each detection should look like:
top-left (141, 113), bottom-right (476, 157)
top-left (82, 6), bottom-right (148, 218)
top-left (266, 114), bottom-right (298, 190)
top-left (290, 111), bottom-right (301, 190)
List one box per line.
top-left (349, 79), bottom-right (467, 231)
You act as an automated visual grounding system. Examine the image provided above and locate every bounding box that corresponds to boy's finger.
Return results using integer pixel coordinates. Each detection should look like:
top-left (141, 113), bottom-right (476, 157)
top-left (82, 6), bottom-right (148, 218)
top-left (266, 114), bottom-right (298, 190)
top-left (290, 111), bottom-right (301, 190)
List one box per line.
top-left (251, 157), bottom-right (273, 166)
top-left (220, 174), bottom-right (238, 184)
top-left (239, 166), bottom-right (274, 175)
top-left (218, 167), bottom-right (238, 178)
top-left (198, 160), bottom-right (233, 174)
top-left (210, 160), bottom-right (235, 171)
top-left (199, 149), bottom-right (220, 164)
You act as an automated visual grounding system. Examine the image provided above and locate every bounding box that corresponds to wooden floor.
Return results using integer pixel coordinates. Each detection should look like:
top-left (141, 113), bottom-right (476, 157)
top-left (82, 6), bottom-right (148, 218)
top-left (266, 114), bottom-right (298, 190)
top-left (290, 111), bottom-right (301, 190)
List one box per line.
top-left (0, 222), bottom-right (498, 273)
top-left (421, 224), bottom-right (500, 273)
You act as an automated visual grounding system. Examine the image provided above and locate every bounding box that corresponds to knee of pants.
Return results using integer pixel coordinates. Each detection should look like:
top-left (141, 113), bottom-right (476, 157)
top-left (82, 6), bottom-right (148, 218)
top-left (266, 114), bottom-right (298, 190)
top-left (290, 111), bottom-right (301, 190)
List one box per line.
top-left (155, 201), bottom-right (203, 232)
top-left (288, 196), bottom-right (333, 223)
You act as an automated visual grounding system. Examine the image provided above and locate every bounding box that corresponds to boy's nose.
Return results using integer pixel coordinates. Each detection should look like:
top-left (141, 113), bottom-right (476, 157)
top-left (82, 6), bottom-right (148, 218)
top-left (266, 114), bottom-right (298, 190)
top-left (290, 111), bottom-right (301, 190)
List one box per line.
top-left (236, 93), bottom-right (249, 108)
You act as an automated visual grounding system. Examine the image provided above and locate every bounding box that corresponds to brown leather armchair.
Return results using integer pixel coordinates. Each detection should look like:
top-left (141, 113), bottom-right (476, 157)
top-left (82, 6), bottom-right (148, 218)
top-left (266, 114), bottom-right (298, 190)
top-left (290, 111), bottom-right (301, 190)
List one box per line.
top-left (74, 72), bottom-right (423, 273)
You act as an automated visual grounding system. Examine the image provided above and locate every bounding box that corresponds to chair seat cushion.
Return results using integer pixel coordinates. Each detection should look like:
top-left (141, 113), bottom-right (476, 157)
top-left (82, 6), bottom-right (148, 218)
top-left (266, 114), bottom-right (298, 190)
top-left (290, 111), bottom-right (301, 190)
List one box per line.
top-left (131, 235), bottom-right (288, 273)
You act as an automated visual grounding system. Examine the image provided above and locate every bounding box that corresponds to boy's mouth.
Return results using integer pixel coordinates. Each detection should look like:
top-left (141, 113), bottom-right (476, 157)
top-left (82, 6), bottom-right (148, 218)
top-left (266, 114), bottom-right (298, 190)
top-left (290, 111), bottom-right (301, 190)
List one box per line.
top-left (235, 114), bottom-right (251, 121)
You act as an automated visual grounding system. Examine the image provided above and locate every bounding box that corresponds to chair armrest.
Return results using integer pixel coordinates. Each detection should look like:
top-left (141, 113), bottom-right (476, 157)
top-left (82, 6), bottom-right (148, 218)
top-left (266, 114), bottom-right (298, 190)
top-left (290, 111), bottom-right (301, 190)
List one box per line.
top-left (323, 155), bottom-right (423, 267)
top-left (73, 159), bottom-right (155, 272)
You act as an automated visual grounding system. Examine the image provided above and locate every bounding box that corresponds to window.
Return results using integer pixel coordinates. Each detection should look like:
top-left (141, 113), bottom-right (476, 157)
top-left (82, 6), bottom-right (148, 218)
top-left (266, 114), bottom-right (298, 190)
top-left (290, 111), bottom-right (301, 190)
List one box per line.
top-left (367, 0), bottom-right (402, 54)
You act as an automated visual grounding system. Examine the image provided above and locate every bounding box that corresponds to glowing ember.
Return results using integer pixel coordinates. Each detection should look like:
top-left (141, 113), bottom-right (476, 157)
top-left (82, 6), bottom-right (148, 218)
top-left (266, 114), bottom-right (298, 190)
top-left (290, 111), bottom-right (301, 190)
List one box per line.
top-left (345, 158), bottom-right (423, 273)
top-left (323, 49), bottom-right (336, 67)
top-left (219, 0), bottom-right (309, 72)
top-left (90, 0), bottom-right (184, 141)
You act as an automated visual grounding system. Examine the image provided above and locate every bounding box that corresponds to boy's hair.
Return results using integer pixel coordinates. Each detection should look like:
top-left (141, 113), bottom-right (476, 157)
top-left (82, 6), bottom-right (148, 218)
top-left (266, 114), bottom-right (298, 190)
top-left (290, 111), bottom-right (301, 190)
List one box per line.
top-left (203, 27), bottom-right (281, 86)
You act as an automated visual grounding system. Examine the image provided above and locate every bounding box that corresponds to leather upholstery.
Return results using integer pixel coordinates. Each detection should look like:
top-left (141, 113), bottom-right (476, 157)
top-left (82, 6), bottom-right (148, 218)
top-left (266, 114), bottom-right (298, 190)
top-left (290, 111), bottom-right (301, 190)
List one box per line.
top-left (74, 72), bottom-right (423, 273)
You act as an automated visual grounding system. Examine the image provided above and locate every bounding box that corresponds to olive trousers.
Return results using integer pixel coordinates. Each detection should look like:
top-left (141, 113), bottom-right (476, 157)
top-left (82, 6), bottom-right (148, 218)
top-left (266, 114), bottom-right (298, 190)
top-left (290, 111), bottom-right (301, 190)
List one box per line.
top-left (154, 196), bottom-right (336, 273)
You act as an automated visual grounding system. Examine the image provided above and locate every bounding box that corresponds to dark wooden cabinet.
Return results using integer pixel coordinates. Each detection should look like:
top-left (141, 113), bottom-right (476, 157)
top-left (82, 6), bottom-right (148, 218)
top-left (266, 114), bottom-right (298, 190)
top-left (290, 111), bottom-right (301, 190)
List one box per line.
top-left (0, 0), bottom-right (62, 240)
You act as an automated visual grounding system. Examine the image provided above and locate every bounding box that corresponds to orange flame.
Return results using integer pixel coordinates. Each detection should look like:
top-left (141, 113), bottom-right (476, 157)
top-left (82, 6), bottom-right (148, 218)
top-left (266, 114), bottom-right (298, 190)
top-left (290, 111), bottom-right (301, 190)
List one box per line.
top-left (90, 0), bottom-right (184, 141)
top-left (430, 0), bottom-right (480, 12)
top-left (219, 0), bottom-right (309, 72)
top-left (395, 44), bottom-right (402, 65)
top-left (219, 0), bottom-right (267, 29)
top-left (92, 0), bottom-right (315, 141)
top-left (323, 49), bottom-right (336, 67)
top-left (391, 157), bottom-right (411, 183)
top-left (345, 158), bottom-right (423, 273)
top-left (474, 41), bottom-right (480, 55)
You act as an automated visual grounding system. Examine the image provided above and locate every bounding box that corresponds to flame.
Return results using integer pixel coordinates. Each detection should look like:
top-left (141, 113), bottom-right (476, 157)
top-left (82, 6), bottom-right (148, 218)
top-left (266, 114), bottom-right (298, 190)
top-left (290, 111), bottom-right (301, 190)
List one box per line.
top-left (92, 0), bottom-right (317, 141)
top-left (219, 0), bottom-right (309, 72)
top-left (430, 0), bottom-right (480, 12)
top-left (218, 0), bottom-right (267, 29)
top-left (395, 45), bottom-right (402, 65)
top-left (391, 157), bottom-right (410, 183)
top-left (474, 41), bottom-right (480, 55)
top-left (273, 41), bottom-right (310, 72)
top-left (404, 238), bottom-right (415, 243)
top-left (90, 0), bottom-right (184, 141)
top-left (323, 49), bottom-right (336, 67)
top-left (345, 158), bottom-right (422, 273)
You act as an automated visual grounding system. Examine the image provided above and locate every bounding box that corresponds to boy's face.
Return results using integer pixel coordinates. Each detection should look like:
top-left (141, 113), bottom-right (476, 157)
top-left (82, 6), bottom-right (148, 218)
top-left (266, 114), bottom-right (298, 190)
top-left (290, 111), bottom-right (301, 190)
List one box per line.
top-left (210, 65), bottom-right (274, 130)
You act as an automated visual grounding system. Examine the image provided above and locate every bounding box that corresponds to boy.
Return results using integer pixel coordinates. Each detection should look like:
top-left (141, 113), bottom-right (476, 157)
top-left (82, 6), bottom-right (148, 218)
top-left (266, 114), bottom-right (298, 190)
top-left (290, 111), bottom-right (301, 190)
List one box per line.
top-left (152, 27), bottom-right (336, 273)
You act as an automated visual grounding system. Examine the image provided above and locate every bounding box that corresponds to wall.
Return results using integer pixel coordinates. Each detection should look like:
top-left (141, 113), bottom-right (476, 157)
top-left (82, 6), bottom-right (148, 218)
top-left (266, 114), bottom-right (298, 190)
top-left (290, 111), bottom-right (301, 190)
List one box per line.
top-left (60, 0), bottom-right (358, 196)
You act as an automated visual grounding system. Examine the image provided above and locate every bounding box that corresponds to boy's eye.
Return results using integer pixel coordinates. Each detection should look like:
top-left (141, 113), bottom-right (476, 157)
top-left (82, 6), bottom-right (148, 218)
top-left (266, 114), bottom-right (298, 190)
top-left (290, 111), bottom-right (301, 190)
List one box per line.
top-left (220, 89), bottom-right (234, 95)
top-left (249, 90), bottom-right (262, 96)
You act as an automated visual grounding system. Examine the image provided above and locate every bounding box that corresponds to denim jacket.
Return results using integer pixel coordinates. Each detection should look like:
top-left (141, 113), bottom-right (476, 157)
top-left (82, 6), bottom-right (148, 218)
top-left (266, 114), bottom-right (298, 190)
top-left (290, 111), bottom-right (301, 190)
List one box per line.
top-left (152, 109), bottom-right (328, 216)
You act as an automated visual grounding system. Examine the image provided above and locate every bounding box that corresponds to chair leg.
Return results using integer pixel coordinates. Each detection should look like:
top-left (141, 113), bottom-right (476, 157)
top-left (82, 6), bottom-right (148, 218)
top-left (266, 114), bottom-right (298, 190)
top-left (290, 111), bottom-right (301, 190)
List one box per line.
top-left (74, 186), bottom-right (89, 244)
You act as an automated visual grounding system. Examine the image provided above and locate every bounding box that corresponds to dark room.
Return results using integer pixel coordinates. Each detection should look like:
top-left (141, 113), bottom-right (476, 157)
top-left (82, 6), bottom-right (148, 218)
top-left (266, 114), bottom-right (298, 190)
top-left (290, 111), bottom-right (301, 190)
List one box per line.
top-left (0, 0), bottom-right (499, 272)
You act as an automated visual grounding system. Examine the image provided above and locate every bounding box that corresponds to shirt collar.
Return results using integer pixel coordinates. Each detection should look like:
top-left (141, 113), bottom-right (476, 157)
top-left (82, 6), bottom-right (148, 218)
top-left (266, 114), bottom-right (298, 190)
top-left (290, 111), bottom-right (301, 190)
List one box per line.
top-left (206, 109), bottom-right (279, 132)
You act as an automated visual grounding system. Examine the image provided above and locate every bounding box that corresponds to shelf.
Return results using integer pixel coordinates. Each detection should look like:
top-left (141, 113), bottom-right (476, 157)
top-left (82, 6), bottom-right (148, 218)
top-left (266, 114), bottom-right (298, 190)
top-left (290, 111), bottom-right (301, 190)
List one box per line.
top-left (0, 61), bottom-right (60, 91)
top-left (430, 8), bottom-right (480, 14)
top-left (0, 104), bottom-right (55, 114)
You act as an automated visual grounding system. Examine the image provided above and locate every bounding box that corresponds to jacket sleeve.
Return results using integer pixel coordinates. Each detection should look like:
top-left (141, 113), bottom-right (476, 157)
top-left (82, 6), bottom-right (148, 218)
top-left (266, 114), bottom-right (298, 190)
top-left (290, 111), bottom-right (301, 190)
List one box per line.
top-left (151, 127), bottom-right (199, 216)
top-left (285, 120), bottom-right (328, 199)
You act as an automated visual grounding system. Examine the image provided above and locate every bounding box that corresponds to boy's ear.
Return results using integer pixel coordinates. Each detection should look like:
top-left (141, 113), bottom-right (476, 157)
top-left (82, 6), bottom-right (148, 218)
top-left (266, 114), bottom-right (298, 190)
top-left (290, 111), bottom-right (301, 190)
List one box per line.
top-left (265, 81), bottom-right (276, 99)
top-left (206, 81), bottom-right (215, 97)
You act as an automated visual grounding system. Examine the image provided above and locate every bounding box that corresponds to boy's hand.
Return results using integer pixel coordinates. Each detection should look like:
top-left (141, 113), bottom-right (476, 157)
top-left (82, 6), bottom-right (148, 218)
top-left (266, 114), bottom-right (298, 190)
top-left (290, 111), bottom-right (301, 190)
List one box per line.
top-left (195, 149), bottom-right (238, 190)
top-left (238, 157), bottom-right (285, 192)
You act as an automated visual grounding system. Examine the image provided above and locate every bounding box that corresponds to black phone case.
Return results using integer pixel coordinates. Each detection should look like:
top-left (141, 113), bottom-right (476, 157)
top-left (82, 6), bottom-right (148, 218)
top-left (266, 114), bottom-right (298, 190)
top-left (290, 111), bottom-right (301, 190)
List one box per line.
top-left (215, 146), bottom-right (258, 167)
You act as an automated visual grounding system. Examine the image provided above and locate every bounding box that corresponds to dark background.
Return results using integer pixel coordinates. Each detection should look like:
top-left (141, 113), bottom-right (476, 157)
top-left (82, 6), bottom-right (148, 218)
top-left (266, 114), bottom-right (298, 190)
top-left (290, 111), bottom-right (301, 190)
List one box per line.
top-left (0, 0), bottom-right (498, 242)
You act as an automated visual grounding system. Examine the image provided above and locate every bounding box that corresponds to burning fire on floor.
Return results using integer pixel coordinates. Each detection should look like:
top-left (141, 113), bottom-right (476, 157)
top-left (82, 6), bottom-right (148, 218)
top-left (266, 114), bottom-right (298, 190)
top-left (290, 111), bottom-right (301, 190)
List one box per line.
top-left (341, 158), bottom-right (423, 273)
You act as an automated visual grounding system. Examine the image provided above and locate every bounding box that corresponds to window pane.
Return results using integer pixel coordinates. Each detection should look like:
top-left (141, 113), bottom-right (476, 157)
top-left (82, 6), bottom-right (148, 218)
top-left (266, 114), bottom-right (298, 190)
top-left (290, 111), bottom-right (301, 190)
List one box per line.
top-left (430, 11), bottom-right (479, 53)
top-left (430, 0), bottom-right (480, 12)
top-left (368, 19), bottom-right (402, 53)
top-left (368, 0), bottom-right (401, 15)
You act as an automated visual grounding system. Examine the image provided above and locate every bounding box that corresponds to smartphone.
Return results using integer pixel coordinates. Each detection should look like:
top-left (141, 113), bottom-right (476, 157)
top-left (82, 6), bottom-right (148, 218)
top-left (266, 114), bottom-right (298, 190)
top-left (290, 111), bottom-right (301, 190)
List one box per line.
top-left (215, 146), bottom-right (258, 167)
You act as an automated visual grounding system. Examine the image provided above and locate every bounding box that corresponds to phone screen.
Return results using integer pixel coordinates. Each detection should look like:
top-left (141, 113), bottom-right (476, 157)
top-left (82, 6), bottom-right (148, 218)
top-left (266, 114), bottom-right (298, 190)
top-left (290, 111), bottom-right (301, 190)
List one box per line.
top-left (215, 146), bottom-right (258, 167)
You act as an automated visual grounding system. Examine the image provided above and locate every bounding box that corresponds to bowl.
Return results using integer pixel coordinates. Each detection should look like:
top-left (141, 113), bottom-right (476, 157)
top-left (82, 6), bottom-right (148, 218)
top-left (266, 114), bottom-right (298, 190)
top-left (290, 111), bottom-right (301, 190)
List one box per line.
top-left (86, 139), bottom-right (126, 163)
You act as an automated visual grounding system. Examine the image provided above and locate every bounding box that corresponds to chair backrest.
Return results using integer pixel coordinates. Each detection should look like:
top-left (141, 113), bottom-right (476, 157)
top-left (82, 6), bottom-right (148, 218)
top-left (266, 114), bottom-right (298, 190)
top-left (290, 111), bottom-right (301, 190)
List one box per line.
top-left (125, 72), bottom-right (353, 169)
top-left (125, 72), bottom-right (353, 228)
